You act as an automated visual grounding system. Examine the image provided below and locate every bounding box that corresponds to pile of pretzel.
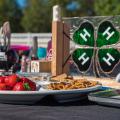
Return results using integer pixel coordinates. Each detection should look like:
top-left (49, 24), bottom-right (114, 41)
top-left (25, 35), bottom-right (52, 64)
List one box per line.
top-left (47, 75), bottom-right (99, 90)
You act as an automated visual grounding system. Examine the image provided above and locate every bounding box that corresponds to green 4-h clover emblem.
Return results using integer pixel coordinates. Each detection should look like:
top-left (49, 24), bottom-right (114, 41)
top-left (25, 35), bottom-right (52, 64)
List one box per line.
top-left (72, 20), bottom-right (120, 76)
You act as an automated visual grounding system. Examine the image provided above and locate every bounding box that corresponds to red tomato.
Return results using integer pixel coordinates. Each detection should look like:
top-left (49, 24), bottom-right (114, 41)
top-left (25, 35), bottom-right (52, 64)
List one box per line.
top-left (0, 83), bottom-right (7, 90)
top-left (21, 77), bottom-right (36, 91)
top-left (0, 76), bottom-right (5, 83)
top-left (5, 74), bottom-right (20, 88)
top-left (13, 82), bottom-right (25, 91)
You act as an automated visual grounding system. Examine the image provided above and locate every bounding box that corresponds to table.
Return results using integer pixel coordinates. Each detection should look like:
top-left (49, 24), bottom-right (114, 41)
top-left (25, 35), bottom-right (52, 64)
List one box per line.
top-left (0, 96), bottom-right (119, 120)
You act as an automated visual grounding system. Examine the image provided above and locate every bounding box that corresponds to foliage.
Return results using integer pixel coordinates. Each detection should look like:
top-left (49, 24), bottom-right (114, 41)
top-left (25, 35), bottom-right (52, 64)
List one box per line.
top-left (94, 0), bottom-right (120, 16)
top-left (48, 0), bottom-right (94, 17)
top-left (22, 0), bottom-right (95, 32)
top-left (0, 0), bottom-right (23, 32)
top-left (22, 0), bottom-right (51, 32)
top-left (0, 0), bottom-right (120, 32)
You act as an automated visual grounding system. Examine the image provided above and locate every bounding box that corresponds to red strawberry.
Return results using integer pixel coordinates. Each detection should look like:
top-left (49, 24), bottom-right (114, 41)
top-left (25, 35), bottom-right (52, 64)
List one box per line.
top-left (5, 74), bottom-right (20, 88)
top-left (0, 83), bottom-right (7, 90)
top-left (13, 82), bottom-right (25, 91)
top-left (21, 77), bottom-right (36, 91)
top-left (13, 82), bottom-right (31, 91)
top-left (0, 76), bottom-right (5, 83)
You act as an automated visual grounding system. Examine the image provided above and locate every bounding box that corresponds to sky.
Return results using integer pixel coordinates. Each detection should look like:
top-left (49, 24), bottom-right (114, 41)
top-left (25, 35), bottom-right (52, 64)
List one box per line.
top-left (16, 0), bottom-right (26, 8)
top-left (16, 0), bottom-right (79, 11)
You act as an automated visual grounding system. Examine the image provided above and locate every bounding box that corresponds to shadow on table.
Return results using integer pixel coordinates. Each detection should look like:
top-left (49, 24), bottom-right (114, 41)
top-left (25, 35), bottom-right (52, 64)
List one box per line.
top-left (34, 95), bottom-right (96, 107)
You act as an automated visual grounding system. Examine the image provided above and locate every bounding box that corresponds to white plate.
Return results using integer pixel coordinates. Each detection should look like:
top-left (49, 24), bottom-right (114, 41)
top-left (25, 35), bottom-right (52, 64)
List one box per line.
top-left (41, 85), bottom-right (102, 103)
top-left (0, 85), bottom-right (102, 104)
top-left (0, 90), bottom-right (49, 104)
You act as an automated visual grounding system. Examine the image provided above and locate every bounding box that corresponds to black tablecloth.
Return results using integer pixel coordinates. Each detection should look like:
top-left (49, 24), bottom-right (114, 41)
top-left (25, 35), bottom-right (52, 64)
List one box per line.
top-left (0, 96), bottom-right (119, 120)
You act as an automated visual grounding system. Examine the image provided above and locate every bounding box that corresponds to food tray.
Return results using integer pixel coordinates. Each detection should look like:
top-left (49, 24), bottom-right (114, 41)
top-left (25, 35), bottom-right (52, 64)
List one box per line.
top-left (88, 89), bottom-right (120, 108)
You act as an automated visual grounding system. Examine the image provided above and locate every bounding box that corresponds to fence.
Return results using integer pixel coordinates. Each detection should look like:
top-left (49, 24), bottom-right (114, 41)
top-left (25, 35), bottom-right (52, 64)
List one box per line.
top-left (6, 33), bottom-right (51, 48)
top-left (0, 33), bottom-right (74, 50)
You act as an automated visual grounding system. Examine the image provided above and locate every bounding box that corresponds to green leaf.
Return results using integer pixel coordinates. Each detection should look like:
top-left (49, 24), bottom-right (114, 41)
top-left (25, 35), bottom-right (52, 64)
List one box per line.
top-left (97, 21), bottom-right (119, 47)
top-left (72, 48), bottom-right (94, 72)
top-left (24, 83), bottom-right (31, 91)
top-left (73, 21), bottom-right (94, 47)
top-left (98, 48), bottom-right (120, 73)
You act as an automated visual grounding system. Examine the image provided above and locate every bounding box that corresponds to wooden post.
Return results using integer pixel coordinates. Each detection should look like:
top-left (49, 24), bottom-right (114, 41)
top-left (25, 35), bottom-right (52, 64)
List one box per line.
top-left (52, 5), bottom-right (63, 76)
top-left (52, 5), bottom-right (70, 76)
top-left (63, 23), bottom-right (70, 74)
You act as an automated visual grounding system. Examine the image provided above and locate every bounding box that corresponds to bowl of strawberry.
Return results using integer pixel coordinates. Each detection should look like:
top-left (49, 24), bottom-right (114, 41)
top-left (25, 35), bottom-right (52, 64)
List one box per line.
top-left (0, 74), bottom-right (36, 91)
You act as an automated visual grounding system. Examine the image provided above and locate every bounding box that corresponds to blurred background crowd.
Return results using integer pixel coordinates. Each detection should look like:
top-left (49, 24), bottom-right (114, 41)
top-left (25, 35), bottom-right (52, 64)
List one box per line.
top-left (0, 0), bottom-right (120, 33)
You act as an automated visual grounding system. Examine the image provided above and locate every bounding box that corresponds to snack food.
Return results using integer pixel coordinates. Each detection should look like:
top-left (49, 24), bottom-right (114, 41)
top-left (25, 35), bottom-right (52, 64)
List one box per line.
top-left (47, 79), bottom-right (99, 90)
top-left (51, 73), bottom-right (74, 82)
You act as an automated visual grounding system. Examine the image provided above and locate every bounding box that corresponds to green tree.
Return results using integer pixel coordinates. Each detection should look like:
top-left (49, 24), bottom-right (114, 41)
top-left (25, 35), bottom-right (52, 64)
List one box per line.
top-left (94, 0), bottom-right (120, 15)
top-left (48, 0), bottom-right (81, 17)
top-left (48, 0), bottom-right (94, 17)
top-left (22, 0), bottom-right (95, 33)
top-left (0, 0), bottom-right (23, 32)
top-left (22, 0), bottom-right (51, 32)
top-left (48, 0), bottom-right (72, 17)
